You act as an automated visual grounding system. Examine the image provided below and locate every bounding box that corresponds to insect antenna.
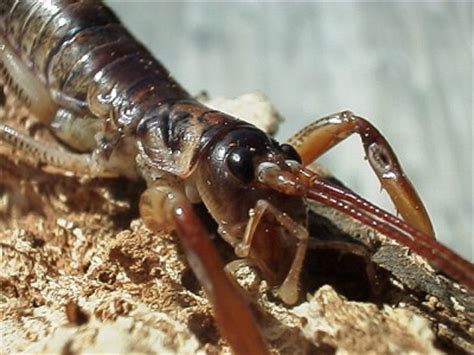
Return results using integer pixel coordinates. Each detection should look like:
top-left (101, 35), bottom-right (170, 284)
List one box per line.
top-left (257, 162), bottom-right (474, 290)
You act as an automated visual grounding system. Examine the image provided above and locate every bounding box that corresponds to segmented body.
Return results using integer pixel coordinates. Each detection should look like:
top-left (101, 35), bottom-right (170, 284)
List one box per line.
top-left (0, 0), bottom-right (305, 286)
top-left (2, 2), bottom-right (474, 354)
top-left (3, 0), bottom-right (474, 288)
top-left (0, 0), bottom-right (251, 178)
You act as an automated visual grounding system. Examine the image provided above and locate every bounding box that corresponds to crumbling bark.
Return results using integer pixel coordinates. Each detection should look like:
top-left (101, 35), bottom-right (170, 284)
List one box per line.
top-left (0, 92), bottom-right (472, 354)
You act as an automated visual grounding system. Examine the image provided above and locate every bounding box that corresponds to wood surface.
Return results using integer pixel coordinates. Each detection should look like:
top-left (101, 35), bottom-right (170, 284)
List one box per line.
top-left (1, 2), bottom-right (473, 354)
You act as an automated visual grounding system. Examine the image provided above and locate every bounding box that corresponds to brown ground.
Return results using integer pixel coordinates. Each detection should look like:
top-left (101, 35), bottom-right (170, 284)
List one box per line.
top-left (0, 91), bottom-right (472, 354)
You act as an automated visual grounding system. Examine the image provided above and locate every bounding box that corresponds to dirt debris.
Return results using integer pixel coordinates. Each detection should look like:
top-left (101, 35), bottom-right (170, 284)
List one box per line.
top-left (1, 91), bottom-right (473, 354)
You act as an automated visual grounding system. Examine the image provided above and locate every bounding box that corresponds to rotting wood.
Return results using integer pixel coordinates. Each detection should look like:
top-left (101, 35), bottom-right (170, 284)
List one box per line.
top-left (0, 91), bottom-right (472, 354)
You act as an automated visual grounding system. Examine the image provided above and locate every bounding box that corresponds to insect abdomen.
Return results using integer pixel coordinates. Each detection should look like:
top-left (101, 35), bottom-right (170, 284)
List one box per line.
top-left (1, 0), bottom-right (190, 128)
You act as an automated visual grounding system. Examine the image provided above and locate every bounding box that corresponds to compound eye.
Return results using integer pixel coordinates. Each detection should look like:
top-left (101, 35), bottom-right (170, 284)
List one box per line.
top-left (227, 147), bottom-right (254, 183)
top-left (280, 143), bottom-right (302, 163)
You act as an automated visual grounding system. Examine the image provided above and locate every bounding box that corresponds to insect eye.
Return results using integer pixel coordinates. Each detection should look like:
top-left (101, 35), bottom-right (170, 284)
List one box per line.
top-left (280, 143), bottom-right (302, 163)
top-left (227, 147), bottom-right (254, 184)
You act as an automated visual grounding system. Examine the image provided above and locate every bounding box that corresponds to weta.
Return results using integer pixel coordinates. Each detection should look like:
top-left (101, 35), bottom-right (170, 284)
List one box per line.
top-left (0, 1), bottom-right (472, 354)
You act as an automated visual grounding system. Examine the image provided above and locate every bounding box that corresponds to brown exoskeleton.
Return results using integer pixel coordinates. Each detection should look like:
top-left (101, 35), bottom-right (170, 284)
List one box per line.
top-left (1, 1), bottom-right (473, 353)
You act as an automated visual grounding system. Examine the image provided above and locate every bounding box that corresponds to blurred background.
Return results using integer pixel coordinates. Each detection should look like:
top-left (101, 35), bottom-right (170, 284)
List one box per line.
top-left (106, 1), bottom-right (472, 260)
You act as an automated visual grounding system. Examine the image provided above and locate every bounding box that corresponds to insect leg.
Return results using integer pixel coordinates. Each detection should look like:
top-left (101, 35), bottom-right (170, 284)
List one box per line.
top-left (140, 183), bottom-right (269, 355)
top-left (50, 108), bottom-right (104, 152)
top-left (0, 122), bottom-right (117, 177)
top-left (235, 199), bottom-right (308, 305)
top-left (259, 163), bottom-right (474, 290)
top-left (288, 111), bottom-right (434, 238)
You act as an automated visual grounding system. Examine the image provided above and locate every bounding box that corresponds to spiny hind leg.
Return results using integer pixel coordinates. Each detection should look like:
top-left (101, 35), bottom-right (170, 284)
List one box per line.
top-left (0, 122), bottom-right (118, 177)
top-left (0, 39), bottom-right (57, 125)
top-left (140, 182), bottom-right (269, 354)
top-left (288, 111), bottom-right (434, 238)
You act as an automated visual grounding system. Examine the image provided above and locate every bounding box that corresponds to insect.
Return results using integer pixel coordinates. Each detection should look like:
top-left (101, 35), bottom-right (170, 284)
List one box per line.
top-left (0, 1), bottom-right (472, 354)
